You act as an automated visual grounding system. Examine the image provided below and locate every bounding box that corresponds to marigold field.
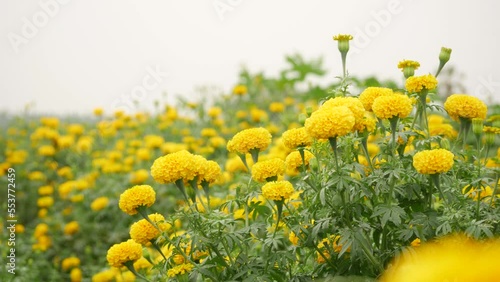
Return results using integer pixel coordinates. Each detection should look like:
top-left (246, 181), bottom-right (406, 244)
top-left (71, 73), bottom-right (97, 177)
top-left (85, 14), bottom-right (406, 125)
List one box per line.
top-left (2, 36), bottom-right (500, 281)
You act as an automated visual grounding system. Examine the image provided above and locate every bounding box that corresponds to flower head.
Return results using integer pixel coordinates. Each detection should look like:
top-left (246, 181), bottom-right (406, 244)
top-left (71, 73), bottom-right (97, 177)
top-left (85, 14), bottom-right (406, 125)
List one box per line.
top-left (372, 94), bottom-right (413, 120)
top-left (444, 94), bottom-right (487, 122)
top-left (251, 158), bottom-right (286, 182)
top-left (130, 213), bottom-right (170, 245)
top-left (405, 74), bottom-right (438, 93)
top-left (413, 149), bottom-right (454, 174)
top-left (281, 127), bottom-right (312, 149)
top-left (118, 185), bottom-right (156, 215)
top-left (359, 87), bottom-right (394, 111)
top-left (227, 127), bottom-right (272, 154)
top-left (305, 106), bottom-right (355, 139)
top-left (167, 263), bottom-right (194, 278)
top-left (322, 97), bottom-right (365, 126)
top-left (106, 239), bottom-right (143, 268)
top-left (150, 150), bottom-right (203, 184)
top-left (285, 150), bottom-right (315, 172)
top-left (397, 60), bottom-right (420, 70)
top-left (198, 160), bottom-right (221, 185)
top-left (261, 181), bottom-right (295, 201)
top-left (233, 85), bottom-right (248, 96)
top-left (90, 197), bottom-right (109, 211)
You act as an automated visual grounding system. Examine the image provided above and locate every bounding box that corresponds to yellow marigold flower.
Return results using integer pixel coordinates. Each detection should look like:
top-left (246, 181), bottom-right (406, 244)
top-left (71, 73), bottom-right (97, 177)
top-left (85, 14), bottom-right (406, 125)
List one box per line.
top-left (305, 106), bottom-right (355, 139)
top-left (333, 34), bottom-right (353, 41)
top-left (64, 221), bottom-right (80, 235)
top-left (405, 74), bottom-right (438, 93)
top-left (410, 238), bottom-right (421, 247)
top-left (233, 84), bottom-right (248, 96)
top-left (118, 185), bottom-right (156, 215)
top-left (225, 156), bottom-right (250, 173)
top-left (227, 127), bottom-right (272, 154)
top-left (322, 97), bottom-right (365, 125)
top-left (93, 107), bottom-right (104, 116)
top-left (412, 149), bottom-right (454, 174)
top-left (67, 124), bottom-right (84, 136)
top-left (285, 151), bottom-right (315, 171)
top-left (133, 257), bottom-right (153, 270)
top-left (208, 107), bottom-right (222, 118)
top-left (353, 116), bottom-right (377, 133)
top-left (144, 135), bottom-right (164, 149)
top-left (40, 117), bottom-right (60, 128)
top-left (372, 94), bottom-right (413, 120)
top-left (380, 234), bottom-right (500, 282)
top-left (37, 196), bottom-right (54, 208)
top-left (359, 87), bottom-right (394, 111)
top-left (397, 60), bottom-right (420, 70)
top-left (70, 268), bottom-right (82, 282)
top-left (167, 263), bottom-right (194, 278)
top-left (150, 150), bottom-right (202, 184)
top-left (429, 123), bottom-right (458, 139)
top-left (62, 257), bottom-right (80, 271)
top-left (251, 158), bottom-right (285, 182)
top-left (34, 223), bottom-right (49, 238)
top-left (250, 108), bottom-right (268, 122)
top-left (130, 169), bottom-right (149, 185)
top-left (281, 127), bottom-right (313, 149)
top-left (38, 145), bottom-right (56, 157)
top-left (38, 185), bottom-right (54, 195)
top-left (316, 235), bottom-right (348, 263)
top-left (92, 269), bottom-right (115, 281)
top-left (15, 224), bottom-right (25, 233)
top-left (269, 102), bottom-right (285, 113)
top-left (289, 231), bottom-right (299, 246)
top-left (444, 94), bottom-right (488, 122)
top-left (106, 239), bottom-right (143, 268)
top-left (483, 126), bottom-right (500, 134)
top-left (201, 128), bottom-right (217, 137)
top-left (198, 160), bottom-right (221, 184)
top-left (462, 184), bottom-right (494, 201)
top-left (91, 197), bottom-right (109, 211)
top-left (261, 181), bottom-right (294, 201)
top-left (130, 213), bottom-right (170, 245)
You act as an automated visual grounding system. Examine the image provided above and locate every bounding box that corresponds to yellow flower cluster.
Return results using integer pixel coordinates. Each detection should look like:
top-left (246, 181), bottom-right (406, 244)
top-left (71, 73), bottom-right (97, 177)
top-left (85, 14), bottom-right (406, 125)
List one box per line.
top-left (353, 116), bottom-right (377, 133)
top-left (90, 196), bottom-right (109, 211)
top-left (412, 149), bottom-right (454, 174)
top-left (150, 150), bottom-right (203, 184)
top-left (428, 114), bottom-right (458, 139)
top-left (64, 221), bottom-right (80, 235)
top-left (462, 184), bottom-right (494, 201)
top-left (167, 263), bottom-right (194, 278)
top-left (380, 234), bottom-right (500, 282)
top-left (359, 87), bottom-right (394, 111)
top-left (261, 180), bottom-right (295, 201)
top-left (285, 150), bottom-right (315, 172)
top-left (251, 158), bottom-right (286, 182)
top-left (197, 160), bottom-right (222, 184)
top-left (233, 84), bottom-right (248, 96)
top-left (305, 106), bottom-right (355, 139)
top-left (281, 127), bottom-right (312, 149)
top-left (444, 94), bottom-right (487, 121)
top-left (405, 74), bottom-right (438, 93)
top-left (61, 257), bottom-right (80, 271)
top-left (227, 127), bottom-right (272, 154)
top-left (130, 213), bottom-right (170, 245)
top-left (322, 97), bottom-right (365, 125)
top-left (397, 60), bottom-right (420, 70)
top-left (316, 235), bottom-right (348, 264)
top-left (118, 185), bottom-right (156, 215)
top-left (106, 239), bottom-right (143, 268)
top-left (372, 94), bottom-right (413, 120)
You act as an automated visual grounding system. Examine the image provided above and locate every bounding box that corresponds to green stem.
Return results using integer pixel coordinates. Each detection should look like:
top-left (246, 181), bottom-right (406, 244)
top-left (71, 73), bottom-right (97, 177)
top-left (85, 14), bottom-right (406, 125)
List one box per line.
top-left (490, 173), bottom-right (499, 207)
top-left (124, 261), bottom-right (151, 282)
top-left (329, 137), bottom-right (340, 171)
top-left (431, 174), bottom-right (447, 207)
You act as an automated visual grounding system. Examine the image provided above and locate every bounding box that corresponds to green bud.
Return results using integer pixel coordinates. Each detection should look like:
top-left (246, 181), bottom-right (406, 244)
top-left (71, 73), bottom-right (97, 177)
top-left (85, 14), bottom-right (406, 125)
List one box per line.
top-left (439, 47), bottom-right (452, 64)
top-left (485, 131), bottom-right (495, 145)
top-left (305, 106), bottom-right (314, 117)
top-left (440, 138), bottom-right (451, 150)
top-left (472, 118), bottom-right (484, 136)
top-left (403, 66), bottom-right (415, 79)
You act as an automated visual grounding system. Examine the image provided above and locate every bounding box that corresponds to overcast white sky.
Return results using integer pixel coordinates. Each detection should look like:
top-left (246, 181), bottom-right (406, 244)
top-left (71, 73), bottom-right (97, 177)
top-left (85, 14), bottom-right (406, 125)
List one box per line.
top-left (1, 0), bottom-right (499, 115)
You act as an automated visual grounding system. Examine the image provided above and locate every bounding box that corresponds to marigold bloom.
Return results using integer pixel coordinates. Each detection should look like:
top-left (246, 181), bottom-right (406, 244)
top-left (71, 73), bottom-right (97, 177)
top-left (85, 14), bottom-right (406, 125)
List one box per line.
top-left (130, 169), bottom-right (149, 184)
top-left (397, 60), bottom-right (420, 70)
top-left (322, 97), bottom-right (365, 125)
top-left (227, 127), bottom-right (272, 154)
top-left (405, 74), bottom-right (438, 93)
top-left (261, 181), bottom-right (295, 201)
top-left (37, 196), bottom-right (54, 208)
top-left (90, 197), bottom-right (109, 211)
top-left (198, 160), bottom-right (221, 184)
top-left (444, 94), bottom-right (488, 121)
top-left (118, 185), bottom-right (156, 215)
top-left (269, 102), bottom-right (285, 113)
top-left (285, 151), bottom-right (315, 171)
top-left (62, 257), bottom-right (80, 271)
top-left (167, 263), bottom-right (194, 278)
top-left (70, 268), bottom-right (82, 282)
top-left (281, 127), bottom-right (313, 149)
top-left (251, 158), bottom-right (286, 182)
top-left (353, 116), bottom-right (377, 133)
top-left (380, 234), bottom-right (500, 282)
top-left (305, 106), bottom-right (355, 139)
top-left (150, 150), bottom-right (202, 184)
top-left (233, 85), bottom-right (248, 96)
top-left (359, 87), bottom-right (394, 111)
top-left (372, 94), bottom-right (413, 120)
top-left (412, 149), bottom-right (454, 174)
top-left (130, 213), bottom-right (170, 245)
top-left (462, 184), bottom-right (494, 201)
top-left (106, 239), bottom-right (143, 268)
top-left (64, 221), bottom-right (80, 235)
top-left (38, 145), bottom-right (56, 156)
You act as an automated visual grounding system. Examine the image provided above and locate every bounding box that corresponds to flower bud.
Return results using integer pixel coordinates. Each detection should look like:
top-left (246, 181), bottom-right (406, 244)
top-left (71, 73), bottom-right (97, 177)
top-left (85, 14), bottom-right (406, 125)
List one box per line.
top-left (440, 138), bottom-right (450, 150)
top-left (439, 47), bottom-right (452, 64)
top-left (485, 131), bottom-right (495, 145)
top-left (472, 118), bottom-right (484, 136)
top-left (305, 106), bottom-right (314, 117)
top-left (333, 34), bottom-right (353, 54)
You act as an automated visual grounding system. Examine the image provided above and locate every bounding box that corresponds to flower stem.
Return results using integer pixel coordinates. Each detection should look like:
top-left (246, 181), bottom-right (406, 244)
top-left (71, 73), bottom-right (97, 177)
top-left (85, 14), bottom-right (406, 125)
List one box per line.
top-left (124, 261), bottom-right (151, 282)
top-left (329, 137), bottom-right (340, 171)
